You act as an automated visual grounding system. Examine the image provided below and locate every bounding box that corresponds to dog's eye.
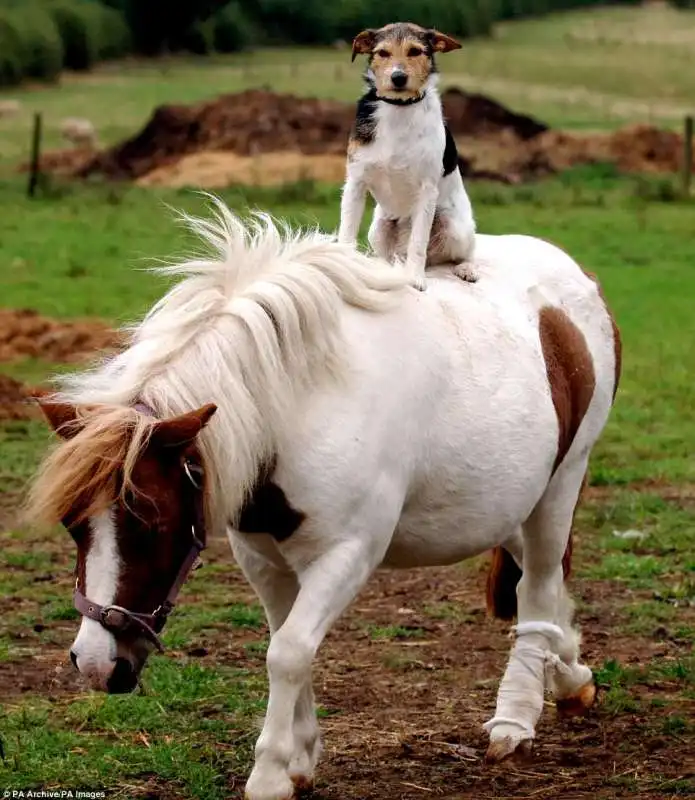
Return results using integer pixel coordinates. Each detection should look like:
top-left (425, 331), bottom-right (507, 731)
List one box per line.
top-left (407, 47), bottom-right (423, 57)
top-left (376, 49), bottom-right (390, 58)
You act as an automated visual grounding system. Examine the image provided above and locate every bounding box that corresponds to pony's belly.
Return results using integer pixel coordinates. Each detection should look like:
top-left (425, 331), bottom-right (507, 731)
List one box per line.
top-left (383, 509), bottom-right (510, 568)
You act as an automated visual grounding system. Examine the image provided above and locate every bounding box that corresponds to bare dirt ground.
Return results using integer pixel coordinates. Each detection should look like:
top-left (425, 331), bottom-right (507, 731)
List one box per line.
top-left (0, 374), bottom-right (38, 421)
top-left (2, 524), bottom-right (692, 800)
top-left (0, 308), bottom-right (121, 421)
top-left (0, 308), bottom-right (120, 363)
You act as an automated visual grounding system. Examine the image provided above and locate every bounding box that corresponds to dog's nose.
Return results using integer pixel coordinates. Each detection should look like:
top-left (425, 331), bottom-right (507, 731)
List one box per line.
top-left (391, 71), bottom-right (408, 89)
top-left (105, 657), bottom-right (138, 694)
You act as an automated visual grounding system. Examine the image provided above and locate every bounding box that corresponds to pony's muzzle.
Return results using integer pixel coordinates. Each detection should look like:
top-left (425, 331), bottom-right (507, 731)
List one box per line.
top-left (106, 657), bottom-right (138, 694)
top-left (70, 644), bottom-right (141, 693)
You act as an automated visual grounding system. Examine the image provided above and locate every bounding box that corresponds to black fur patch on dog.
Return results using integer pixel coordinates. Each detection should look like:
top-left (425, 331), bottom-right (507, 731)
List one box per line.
top-left (442, 125), bottom-right (458, 176)
top-left (352, 87), bottom-right (379, 145)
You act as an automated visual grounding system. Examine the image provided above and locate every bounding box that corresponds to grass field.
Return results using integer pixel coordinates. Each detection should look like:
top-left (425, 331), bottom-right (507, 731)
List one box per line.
top-left (2, 5), bottom-right (695, 168)
top-left (1, 6), bottom-right (694, 799)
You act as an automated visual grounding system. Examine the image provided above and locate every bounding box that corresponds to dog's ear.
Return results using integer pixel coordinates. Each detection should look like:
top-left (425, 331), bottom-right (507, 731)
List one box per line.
top-left (427, 30), bottom-right (462, 53)
top-left (351, 29), bottom-right (377, 62)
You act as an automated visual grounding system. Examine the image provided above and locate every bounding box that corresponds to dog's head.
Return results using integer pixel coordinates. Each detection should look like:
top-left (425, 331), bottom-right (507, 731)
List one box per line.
top-left (351, 22), bottom-right (460, 100)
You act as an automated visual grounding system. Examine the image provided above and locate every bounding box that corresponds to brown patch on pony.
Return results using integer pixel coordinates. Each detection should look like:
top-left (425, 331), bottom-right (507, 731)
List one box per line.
top-left (583, 270), bottom-right (622, 402)
top-left (108, 438), bottom-right (208, 621)
top-left (538, 306), bottom-right (596, 473)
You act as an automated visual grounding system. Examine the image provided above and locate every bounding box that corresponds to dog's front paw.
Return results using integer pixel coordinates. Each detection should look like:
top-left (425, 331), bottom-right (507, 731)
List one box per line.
top-left (410, 276), bottom-right (427, 292)
top-left (453, 263), bottom-right (478, 283)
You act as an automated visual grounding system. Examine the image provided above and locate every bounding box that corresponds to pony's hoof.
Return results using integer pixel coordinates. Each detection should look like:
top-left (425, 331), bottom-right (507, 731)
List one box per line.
top-left (556, 680), bottom-right (597, 717)
top-left (245, 771), bottom-right (295, 800)
top-left (485, 736), bottom-right (533, 763)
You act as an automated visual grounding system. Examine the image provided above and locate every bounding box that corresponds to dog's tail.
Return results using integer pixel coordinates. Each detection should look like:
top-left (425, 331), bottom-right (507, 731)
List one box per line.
top-left (486, 537), bottom-right (573, 620)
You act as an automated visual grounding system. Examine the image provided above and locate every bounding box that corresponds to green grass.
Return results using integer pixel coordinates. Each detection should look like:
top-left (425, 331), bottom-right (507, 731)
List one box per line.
top-left (367, 625), bottom-right (426, 641)
top-left (1, 660), bottom-right (265, 797)
top-left (1, 6), bottom-right (695, 169)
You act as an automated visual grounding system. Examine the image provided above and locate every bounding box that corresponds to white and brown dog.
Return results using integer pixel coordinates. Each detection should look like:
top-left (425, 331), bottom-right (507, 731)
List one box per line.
top-left (338, 22), bottom-right (477, 291)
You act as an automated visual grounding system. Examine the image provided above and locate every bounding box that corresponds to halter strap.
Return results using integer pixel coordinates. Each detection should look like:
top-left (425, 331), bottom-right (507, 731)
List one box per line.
top-left (72, 400), bottom-right (207, 652)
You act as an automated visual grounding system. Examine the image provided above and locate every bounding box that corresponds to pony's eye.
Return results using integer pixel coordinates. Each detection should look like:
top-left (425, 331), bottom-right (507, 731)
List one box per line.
top-left (376, 49), bottom-right (390, 58)
top-left (407, 47), bottom-right (423, 57)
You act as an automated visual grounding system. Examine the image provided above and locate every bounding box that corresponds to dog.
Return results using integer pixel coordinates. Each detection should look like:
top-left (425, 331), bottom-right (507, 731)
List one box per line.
top-left (338, 22), bottom-right (477, 291)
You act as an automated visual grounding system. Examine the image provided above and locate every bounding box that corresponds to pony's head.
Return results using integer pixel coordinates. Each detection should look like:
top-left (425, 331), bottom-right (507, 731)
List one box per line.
top-left (26, 399), bottom-right (217, 693)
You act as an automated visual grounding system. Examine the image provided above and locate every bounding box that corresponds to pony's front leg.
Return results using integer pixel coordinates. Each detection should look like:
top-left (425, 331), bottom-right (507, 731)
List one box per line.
top-left (245, 538), bottom-right (386, 800)
top-left (229, 536), bottom-right (320, 792)
top-left (485, 459), bottom-right (592, 761)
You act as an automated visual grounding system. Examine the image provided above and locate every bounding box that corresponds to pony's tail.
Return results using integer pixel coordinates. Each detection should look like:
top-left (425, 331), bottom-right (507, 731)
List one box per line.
top-left (486, 537), bottom-right (573, 620)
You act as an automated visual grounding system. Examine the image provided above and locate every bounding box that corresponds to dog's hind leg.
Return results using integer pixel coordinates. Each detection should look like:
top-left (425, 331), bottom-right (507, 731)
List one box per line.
top-left (367, 206), bottom-right (399, 263)
top-left (427, 209), bottom-right (478, 283)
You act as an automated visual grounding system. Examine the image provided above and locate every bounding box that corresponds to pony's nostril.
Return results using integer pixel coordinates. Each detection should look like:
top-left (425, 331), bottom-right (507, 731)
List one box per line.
top-left (70, 650), bottom-right (78, 670)
top-left (106, 657), bottom-right (138, 694)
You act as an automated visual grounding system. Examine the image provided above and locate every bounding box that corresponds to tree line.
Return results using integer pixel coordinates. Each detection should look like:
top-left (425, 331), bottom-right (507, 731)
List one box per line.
top-left (0, 0), bottom-right (679, 88)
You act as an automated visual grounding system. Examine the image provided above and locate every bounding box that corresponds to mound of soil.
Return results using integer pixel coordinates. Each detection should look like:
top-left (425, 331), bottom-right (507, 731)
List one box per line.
top-left (0, 309), bottom-right (121, 363)
top-left (25, 88), bottom-right (693, 186)
top-left (69, 88), bottom-right (550, 182)
top-left (0, 374), bottom-right (37, 421)
top-left (443, 87), bottom-right (548, 141)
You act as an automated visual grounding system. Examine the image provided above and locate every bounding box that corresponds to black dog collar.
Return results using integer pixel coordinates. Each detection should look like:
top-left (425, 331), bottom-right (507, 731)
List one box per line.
top-left (376, 92), bottom-right (426, 107)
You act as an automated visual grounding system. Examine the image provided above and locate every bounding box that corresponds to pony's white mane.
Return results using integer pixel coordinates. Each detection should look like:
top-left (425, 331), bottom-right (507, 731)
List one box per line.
top-left (58, 199), bottom-right (407, 533)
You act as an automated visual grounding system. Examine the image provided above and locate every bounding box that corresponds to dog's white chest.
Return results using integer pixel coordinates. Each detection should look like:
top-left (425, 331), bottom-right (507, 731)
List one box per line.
top-left (355, 101), bottom-right (445, 217)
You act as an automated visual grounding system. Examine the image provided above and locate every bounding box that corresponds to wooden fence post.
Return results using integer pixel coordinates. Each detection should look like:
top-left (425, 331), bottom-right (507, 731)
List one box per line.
top-left (27, 112), bottom-right (43, 199)
top-left (683, 115), bottom-right (693, 199)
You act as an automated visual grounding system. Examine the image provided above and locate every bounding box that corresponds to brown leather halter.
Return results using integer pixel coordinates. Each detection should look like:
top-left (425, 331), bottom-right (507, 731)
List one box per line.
top-left (72, 404), bottom-right (207, 652)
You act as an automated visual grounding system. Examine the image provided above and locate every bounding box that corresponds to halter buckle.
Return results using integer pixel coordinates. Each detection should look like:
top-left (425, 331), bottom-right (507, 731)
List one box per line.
top-left (100, 605), bottom-right (130, 632)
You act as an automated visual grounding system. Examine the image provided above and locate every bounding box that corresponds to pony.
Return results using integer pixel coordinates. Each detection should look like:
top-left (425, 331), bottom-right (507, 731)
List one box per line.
top-left (26, 201), bottom-right (621, 800)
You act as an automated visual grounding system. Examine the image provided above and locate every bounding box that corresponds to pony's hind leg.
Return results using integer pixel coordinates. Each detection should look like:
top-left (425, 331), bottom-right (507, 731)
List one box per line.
top-left (549, 584), bottom-right (596, 716)
top-left (485, 458), bottom-right (594, 761)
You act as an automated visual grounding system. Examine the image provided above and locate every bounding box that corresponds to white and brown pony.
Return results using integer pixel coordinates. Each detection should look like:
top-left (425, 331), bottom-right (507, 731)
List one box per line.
top-left (26, 202), bottom-right (620, 800)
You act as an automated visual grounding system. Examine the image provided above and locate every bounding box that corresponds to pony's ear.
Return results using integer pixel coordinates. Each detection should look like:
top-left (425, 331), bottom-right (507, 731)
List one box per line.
top-left (150, 404), bottom-right (217, 449)
top-left (428, 30), bottom-right (461, 53)
top-left (352, 29), bottom-right (377, 62)
top-left (36, 395), bottom-right (83, 440)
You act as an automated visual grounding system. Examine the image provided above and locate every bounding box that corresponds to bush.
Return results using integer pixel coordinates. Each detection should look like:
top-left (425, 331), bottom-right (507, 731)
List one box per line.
top-left (93, 4), bottom-right (131, 60)
top-left (48, 2), bottom-right (100, 70)
top-left (212, 2), bottom-right (255, 52)
top-left (177, 16), bottom-right (216, 55)
top-left (0, 16), bottom-right (24, 86)
top-left (7, 7), bottom-right (64, 83)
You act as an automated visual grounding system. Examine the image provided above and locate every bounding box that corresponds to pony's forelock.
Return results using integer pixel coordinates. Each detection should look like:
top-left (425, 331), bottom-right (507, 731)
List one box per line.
top-left (24, 406), bottom-right (155, 529)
